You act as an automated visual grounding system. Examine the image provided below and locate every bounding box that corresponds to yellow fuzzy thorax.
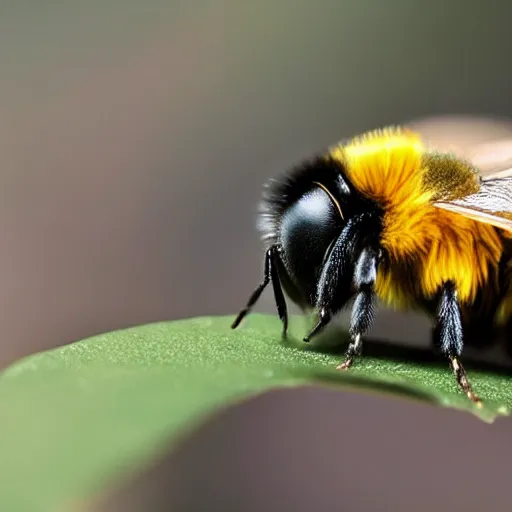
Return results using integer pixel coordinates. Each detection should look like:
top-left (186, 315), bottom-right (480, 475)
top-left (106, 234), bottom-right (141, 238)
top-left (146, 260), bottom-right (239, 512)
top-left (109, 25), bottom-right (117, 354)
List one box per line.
top-left (329, 127), bottom-right (503, 305)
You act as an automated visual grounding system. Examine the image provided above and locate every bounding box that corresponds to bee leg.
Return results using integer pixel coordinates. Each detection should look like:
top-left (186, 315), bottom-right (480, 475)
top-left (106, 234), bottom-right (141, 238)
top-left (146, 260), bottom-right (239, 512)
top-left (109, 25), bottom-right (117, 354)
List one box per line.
top-left (231, 244), bottom-right (288, 336)
top-left (338, 247), bottom-right (378, 370)
top-left (270, 246), bottom-right (289, 337)
top-left (337, 291), bottom-right (376, 370)
top-left (303, 307), bottom-right (332, 342)
top-left (448, 354), bottom-right (481, 406)
top-left (436, 281), bottom-right (482, 406)
top-left (304, 220), bottom-right (358, 342)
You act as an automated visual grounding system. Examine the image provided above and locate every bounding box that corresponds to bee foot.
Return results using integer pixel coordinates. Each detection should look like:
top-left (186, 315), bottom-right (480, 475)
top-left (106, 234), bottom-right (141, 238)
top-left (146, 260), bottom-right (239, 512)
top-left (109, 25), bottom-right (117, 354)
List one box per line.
top-left (336, 358), bottom-right (353, 371)
top-left (449, 354), bottom-right (483, 407)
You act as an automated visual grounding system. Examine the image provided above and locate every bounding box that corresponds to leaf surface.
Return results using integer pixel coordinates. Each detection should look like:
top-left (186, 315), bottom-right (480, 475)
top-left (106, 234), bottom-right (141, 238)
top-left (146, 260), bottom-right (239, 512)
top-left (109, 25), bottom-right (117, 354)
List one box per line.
top-left (0, 314), bottom-right (510, 510)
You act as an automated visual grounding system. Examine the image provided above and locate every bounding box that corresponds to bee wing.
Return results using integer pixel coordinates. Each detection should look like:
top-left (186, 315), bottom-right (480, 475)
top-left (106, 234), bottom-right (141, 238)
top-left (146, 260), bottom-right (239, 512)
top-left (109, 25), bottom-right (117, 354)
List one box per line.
top-left (433, 138), bottom-right (512, 233)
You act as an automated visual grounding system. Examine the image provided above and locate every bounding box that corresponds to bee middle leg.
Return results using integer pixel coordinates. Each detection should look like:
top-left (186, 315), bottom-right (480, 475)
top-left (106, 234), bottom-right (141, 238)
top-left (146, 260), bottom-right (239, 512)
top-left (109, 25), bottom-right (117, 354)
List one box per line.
top-left (337, 247), bottom-right (378, 370)
top-left (435, 281), bottom-right (481, 405)
top-left (337, 287), bottom-right (376, 370)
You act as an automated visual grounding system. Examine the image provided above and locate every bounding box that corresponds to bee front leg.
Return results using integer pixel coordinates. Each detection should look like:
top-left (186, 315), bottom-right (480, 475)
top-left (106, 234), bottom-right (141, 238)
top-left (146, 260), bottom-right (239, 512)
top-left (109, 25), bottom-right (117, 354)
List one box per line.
top-left (337, 247), bottom-right (378, 370)
top-left (231, 244), bottom-right (288, 336)
top-left (435, 281), bottom-right (481, 405)
top-left (304, 220), bottom-right (357, 343)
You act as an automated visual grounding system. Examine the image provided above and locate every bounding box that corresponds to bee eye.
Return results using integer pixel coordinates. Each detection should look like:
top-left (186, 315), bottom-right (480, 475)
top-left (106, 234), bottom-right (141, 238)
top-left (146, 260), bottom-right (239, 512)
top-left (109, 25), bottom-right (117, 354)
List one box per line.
top-left (278, 186), bottom-right (344, 298)
top-left (313, 181), bottom-right (345, 220)
top-left (280, 187), bottom-right (343, 251)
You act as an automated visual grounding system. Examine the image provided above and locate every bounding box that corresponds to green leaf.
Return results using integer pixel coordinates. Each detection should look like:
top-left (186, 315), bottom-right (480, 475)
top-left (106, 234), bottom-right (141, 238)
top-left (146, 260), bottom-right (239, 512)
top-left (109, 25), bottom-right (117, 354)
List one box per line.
top-left (0, 314), bottom-right (510, 510)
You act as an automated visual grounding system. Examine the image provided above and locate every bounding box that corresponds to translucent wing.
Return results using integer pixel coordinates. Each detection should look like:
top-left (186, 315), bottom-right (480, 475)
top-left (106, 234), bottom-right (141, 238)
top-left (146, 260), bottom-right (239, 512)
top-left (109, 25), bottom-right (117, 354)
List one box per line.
top-left (433, 138), bottom-right (512, 233)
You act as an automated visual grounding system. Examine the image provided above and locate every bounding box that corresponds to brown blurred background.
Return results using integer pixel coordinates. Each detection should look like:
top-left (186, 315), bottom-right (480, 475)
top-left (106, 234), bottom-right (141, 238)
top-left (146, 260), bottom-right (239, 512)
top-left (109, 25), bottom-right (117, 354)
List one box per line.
top-left (2, 2), bottom-right (512, 511)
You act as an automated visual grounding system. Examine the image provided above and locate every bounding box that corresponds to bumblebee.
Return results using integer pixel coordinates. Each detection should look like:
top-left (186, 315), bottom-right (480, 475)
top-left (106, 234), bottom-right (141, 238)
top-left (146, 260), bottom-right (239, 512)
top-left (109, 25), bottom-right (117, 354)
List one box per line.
top-left (232, 127), bottom-right (512, 404)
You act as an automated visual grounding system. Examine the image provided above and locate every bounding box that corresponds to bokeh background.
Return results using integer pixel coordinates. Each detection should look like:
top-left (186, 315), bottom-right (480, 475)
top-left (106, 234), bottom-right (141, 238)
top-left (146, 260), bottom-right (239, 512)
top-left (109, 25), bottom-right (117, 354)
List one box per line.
top-left (3, 2), bottom-right (512, 511)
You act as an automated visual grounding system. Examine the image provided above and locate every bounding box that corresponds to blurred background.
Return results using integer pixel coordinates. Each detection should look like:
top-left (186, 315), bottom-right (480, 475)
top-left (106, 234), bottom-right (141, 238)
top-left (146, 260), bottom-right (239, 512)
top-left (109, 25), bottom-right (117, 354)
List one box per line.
top-left (2, 1), bottom-right (512, 510)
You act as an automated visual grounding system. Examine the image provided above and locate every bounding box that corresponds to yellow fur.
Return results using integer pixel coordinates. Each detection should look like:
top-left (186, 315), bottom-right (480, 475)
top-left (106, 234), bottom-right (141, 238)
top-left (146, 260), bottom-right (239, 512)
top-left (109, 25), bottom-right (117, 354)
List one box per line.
top-left (329, 127), bottom-right (504, 307)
